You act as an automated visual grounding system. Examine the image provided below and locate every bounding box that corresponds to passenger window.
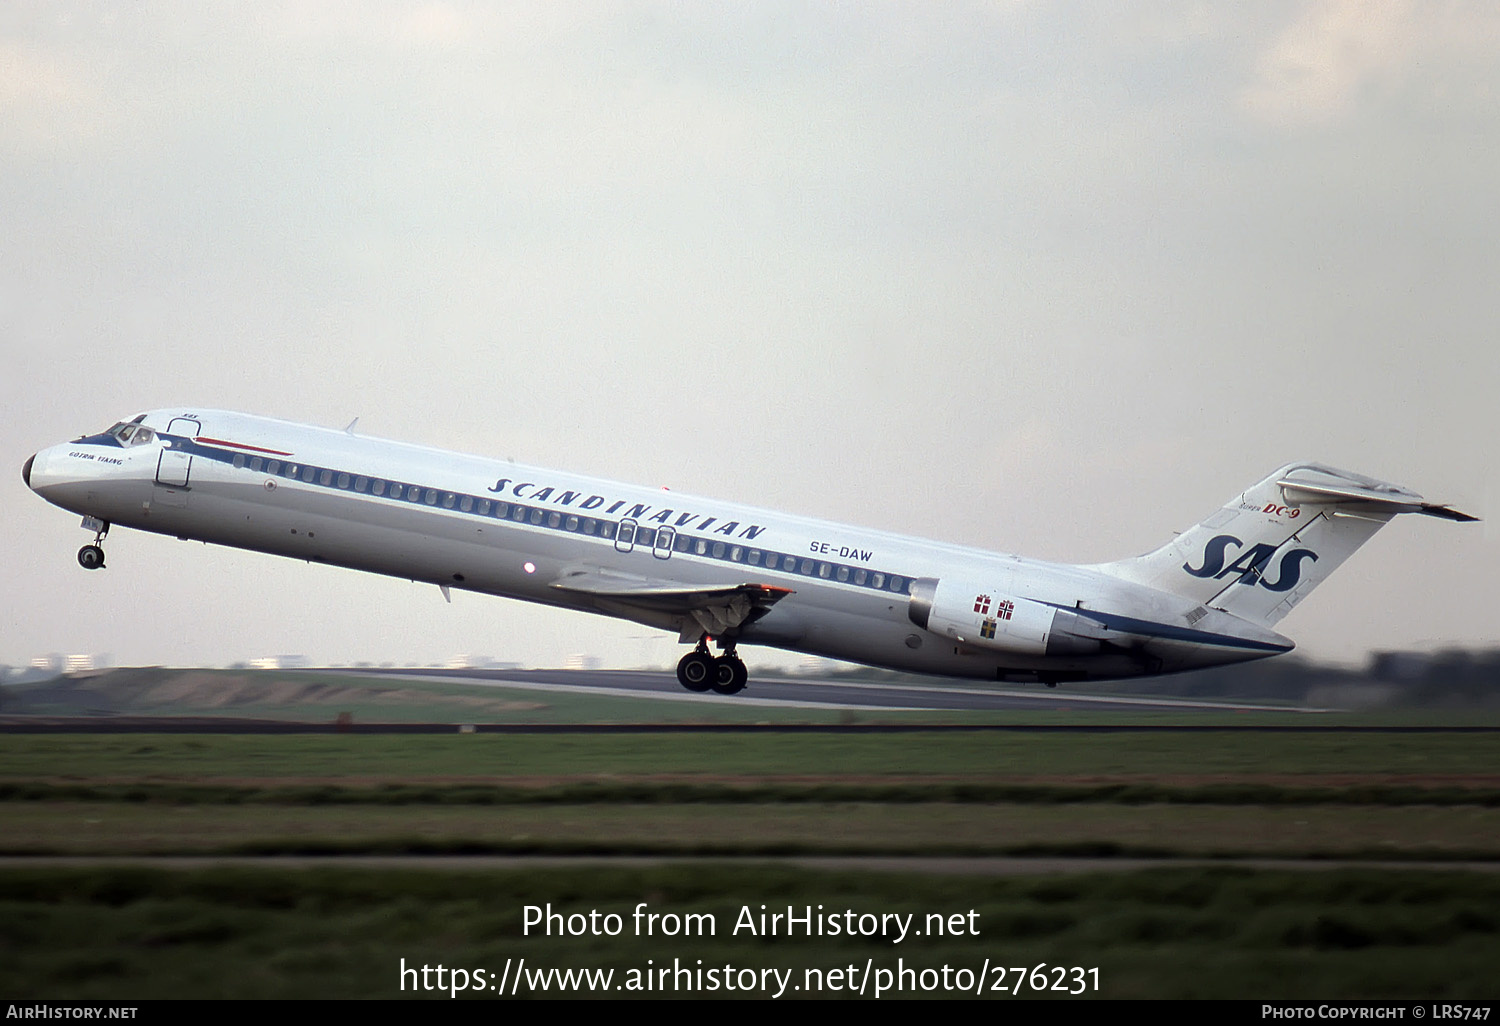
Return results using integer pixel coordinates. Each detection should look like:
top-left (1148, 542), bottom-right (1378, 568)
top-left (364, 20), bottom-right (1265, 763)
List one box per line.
top-left (460, 496), bottom-right (473, 512)
top-left (854, 569), bottom-right (868, 586)
top-left (233, 454), bottom-right (245, 469)
top-left (799, 558), bottom-right (814, 575)
top-left (601, 522), bottom-right (616, 539)
top-left (730, 546), bottom-right (743, 562)
top-left (355, 476), bottom-right (368, 492)
top-left (373, 480), bottom-right (387, 496)
top-left (818, 562), bottom-right (831, 578)
top-left (319, 470), bottom-right (332, 486)
top-left (565, 515), bottom-right (578, 531)
top-left (889, 576), bottom-right (905, 592)
top-left (712, 542), bottom-right (725, 558)
top-left (529, 508), bottom-right (543, 524)
top-left (583, 519), bottom-right (597, 535)
top-left (267, 461), bottom-right (280, 476)
top-left (695, 539), bottom-right (708, 555)
top-left (547, 511), bottom-right (561, 528)
top-left (443, 493), bottom-right (456, 509)
top-left (425, 490), bottom-right (438, 505)
top-left (836, 566), bottom-right (849, 582)
top-left (747, 549), bottom-right (762, 566)
top-left (871, 573), bottom-right (886, 589)
top-left (251, 457), bottom-right (263, 473)
top-left (302, 466), bottom-right (316, 483)
top-left (337, 473), bottom-right (350, 489)
top-left (477, 499), bottom-right (490, 515)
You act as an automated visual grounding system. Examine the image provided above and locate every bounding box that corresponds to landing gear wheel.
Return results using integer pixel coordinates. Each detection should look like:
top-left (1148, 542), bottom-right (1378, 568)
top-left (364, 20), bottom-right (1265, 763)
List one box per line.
top-left (710, 655), bottom-right (748, 695)
top-left (676, 651), bottom-right (714, 692)
top-left (77, 545), bottom-right (105, 570)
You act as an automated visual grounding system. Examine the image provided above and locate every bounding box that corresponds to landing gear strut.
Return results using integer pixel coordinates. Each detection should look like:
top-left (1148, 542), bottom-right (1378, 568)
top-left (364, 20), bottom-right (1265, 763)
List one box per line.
top-left (77, 520), bottom-right (109, 571)
top-left (676, 637), bottom-right (749, 696)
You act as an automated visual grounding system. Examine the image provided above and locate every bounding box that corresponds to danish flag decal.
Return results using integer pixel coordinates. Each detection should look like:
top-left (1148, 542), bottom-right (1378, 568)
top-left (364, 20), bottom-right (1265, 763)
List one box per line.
top-left (1183, 535), bottom-right (1319, 592)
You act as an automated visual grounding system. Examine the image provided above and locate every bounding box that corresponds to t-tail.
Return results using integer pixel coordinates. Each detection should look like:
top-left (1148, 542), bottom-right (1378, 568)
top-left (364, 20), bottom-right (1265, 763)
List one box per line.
top-left (1094, 462), bottom-right (1477, 628)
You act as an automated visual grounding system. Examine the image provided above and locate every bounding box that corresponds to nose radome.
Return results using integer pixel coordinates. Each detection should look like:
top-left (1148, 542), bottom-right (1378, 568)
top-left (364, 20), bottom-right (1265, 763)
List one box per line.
top-left (22, 453), bottom-right (34, 488)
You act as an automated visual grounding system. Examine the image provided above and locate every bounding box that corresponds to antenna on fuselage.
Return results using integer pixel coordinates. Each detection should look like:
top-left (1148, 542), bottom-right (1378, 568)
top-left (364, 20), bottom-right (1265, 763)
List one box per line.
top-left (344, 418), bottom-right (359, 435)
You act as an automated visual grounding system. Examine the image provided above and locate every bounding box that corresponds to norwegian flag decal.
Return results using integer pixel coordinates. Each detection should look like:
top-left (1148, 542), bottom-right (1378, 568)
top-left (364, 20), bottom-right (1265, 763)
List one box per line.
top-left (996, 599), bottom-right (1014, 621)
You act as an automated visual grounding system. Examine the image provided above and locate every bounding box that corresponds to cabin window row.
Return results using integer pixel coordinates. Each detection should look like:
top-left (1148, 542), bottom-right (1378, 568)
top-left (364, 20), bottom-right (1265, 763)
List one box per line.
top-left (226, 451), bottom-right (908, 594)
top-left (637, 527), bottom-right (905, 592)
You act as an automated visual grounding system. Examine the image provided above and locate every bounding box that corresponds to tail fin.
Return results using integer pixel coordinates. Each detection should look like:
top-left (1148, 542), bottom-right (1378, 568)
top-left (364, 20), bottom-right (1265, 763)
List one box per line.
top-left (1094, 462), bottom-right (1476, 627)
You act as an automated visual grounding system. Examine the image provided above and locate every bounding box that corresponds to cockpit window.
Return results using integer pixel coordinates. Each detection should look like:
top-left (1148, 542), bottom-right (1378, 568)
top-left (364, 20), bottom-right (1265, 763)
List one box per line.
top-left (106, 422), bottom-right (158, 447)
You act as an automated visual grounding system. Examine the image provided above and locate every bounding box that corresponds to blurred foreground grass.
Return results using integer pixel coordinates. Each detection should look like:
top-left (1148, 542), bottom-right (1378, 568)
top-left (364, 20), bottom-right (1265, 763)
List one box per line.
top-left (3, 729), bottom-right (1496, 999)
top-left (0, 864), bottom-right (1495, 999)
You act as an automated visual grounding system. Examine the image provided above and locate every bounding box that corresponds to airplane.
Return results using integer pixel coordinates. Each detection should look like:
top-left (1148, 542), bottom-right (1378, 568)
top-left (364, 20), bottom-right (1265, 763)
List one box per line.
top-left (23, 409), bottom-right (1476, 694)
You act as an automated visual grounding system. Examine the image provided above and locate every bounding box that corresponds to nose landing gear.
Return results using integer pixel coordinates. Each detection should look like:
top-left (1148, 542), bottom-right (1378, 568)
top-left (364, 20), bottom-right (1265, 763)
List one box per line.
top-left (77, 518), bottom-right (109, 570)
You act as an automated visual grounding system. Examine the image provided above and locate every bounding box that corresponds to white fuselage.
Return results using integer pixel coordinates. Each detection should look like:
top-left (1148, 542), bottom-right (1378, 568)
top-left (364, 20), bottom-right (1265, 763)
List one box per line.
top-left (24, 409), bottom-right (1295, 684)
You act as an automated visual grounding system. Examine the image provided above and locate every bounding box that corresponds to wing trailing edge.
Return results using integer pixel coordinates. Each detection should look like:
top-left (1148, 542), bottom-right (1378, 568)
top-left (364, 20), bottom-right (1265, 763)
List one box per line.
top-left (550, 568), bottom-right (793, 640)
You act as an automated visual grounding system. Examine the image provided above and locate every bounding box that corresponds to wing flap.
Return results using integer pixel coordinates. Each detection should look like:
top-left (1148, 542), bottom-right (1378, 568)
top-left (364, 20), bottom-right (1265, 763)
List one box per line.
top-left (550, 567), bottom-right (793, 638)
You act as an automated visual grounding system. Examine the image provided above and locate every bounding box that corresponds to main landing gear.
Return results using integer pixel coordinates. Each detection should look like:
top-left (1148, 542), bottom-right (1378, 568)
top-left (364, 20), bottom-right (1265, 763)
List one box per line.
top-left (676, 637), bottom-right (748, 696)
top-left (77, 520), bottom-right (109, 571)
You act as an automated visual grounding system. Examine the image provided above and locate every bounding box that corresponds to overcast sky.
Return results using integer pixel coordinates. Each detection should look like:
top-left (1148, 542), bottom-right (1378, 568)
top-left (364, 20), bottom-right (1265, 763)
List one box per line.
top-left (4, 1), bottom-right (1497, 673)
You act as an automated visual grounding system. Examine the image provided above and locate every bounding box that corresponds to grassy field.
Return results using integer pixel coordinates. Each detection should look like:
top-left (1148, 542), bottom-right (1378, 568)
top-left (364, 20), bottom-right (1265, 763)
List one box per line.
top-left (2, 721), bottom-right (1497, 998)
top-left (5, 729), bottom-right (1499, 781)
top-left (5, 801), bottom-right (1499, 859)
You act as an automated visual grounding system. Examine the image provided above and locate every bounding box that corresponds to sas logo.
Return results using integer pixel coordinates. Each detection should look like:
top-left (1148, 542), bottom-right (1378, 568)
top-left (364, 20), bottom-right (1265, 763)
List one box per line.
top-left (1183, 535), bottom-right (1319, 592)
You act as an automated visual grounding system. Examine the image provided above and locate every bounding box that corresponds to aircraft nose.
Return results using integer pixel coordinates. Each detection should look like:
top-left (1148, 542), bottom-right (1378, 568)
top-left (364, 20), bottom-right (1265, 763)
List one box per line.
top-left (22, 453), bottom-right (34, 489)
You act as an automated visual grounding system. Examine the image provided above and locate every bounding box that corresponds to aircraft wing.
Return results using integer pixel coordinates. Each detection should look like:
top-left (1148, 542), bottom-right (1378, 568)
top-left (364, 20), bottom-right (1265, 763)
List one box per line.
top-left (550, 567), bottom-right (793, 639)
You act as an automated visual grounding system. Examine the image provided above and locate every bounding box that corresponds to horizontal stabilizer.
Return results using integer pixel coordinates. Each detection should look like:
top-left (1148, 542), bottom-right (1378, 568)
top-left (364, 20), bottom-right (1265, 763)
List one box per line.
top-left (1276, 467), bottom-right (1478, 521)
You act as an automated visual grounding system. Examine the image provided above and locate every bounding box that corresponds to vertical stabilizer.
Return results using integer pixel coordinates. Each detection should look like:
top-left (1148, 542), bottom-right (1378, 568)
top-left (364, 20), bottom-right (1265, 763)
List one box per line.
top-left (1092, 463), bottom-right (1474, 627)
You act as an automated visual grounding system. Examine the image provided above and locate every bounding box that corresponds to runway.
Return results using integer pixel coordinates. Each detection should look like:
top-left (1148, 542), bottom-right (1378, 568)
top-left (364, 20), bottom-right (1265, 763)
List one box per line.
top-left (8, 666), bottom-right (1496, 731)
top-left (355, 666), bottom-right (1329, 714)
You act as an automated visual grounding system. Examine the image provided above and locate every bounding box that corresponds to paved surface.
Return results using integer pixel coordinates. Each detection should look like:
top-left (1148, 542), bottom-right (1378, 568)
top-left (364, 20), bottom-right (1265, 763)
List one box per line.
top-left (357, 666), bottom-right (1331, 714)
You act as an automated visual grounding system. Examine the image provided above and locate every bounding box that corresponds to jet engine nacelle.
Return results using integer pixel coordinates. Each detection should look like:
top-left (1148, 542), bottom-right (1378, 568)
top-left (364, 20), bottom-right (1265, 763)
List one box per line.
top-left (907, 577), bottom-right (1103, 657)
